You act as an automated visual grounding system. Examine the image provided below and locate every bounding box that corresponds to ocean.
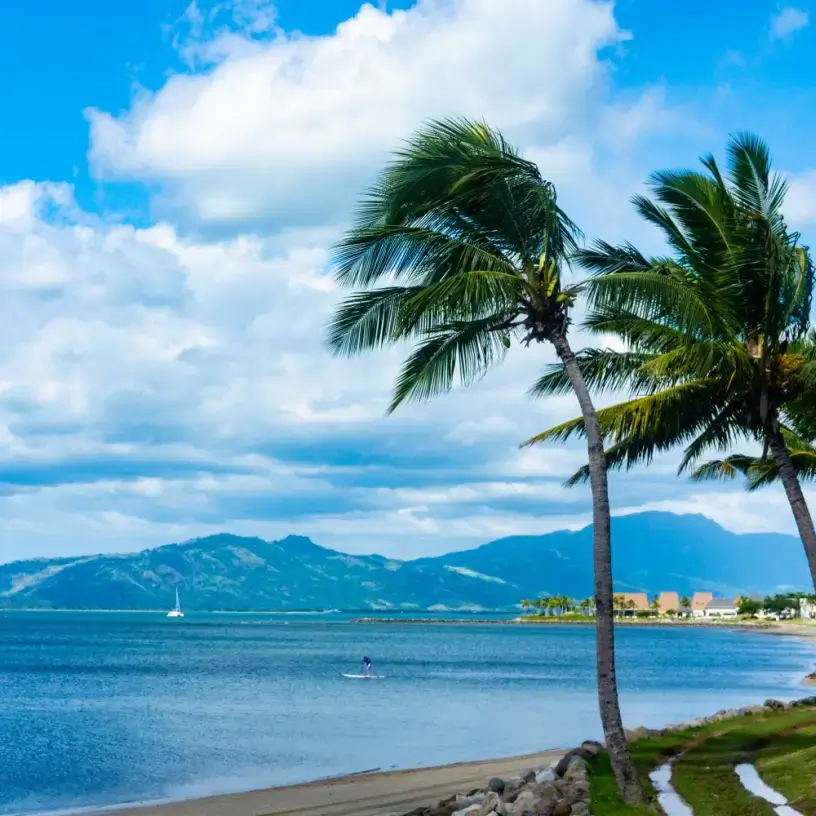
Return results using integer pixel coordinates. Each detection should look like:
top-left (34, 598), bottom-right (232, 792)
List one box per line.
top-left (0, 611), bottom-right (812, 815)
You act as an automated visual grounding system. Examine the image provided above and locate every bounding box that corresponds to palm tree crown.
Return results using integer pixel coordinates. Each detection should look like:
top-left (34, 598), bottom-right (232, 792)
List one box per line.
top-left (326, 119), bottom-right (581, 407)
top-left (525, 134), bottom-right (816, 587)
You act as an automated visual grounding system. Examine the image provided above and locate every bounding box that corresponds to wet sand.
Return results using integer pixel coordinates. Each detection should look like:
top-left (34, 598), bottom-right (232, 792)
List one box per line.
top-left (112, 750), bottom-right (565, 816)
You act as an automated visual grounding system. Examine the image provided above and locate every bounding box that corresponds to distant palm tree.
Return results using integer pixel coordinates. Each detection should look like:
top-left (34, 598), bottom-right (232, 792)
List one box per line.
top-left (680, 595), bottom-right (692, 609)
top-left (650, 598), bottom-right (661, 615)
top-left (326, 119), bottom-right (644, 803)
top-left (613, 595), bottom-right (627, 618)
top-left (579, 597), bottom-right (595, 615)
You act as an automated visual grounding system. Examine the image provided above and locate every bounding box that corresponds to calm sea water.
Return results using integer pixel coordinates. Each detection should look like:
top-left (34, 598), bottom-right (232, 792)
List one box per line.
top-left (0, 612), bottom-right (813, 815)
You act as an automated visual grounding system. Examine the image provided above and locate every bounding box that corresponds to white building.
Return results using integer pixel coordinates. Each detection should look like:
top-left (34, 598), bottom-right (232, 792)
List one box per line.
top-left (703, 599), bottom-right (739, 618)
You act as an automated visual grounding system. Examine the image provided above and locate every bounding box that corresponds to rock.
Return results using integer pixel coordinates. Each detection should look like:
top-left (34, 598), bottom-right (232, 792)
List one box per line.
top-left (765, 698), bottom-right (786, 711)
top-left (535, 768), bottom-right (557, 785)
top-left (563, 757), bottom-right (589, 780)
top-left (562, 780), bottom-right (590, 804)
top-left (501, 780), bottom-right (524, 804)
top-left (488, 779), bottom-right (506, 794)
top-left (520, 769), bottom-right (537, 784)
top-left (452, 806), bottom-right (481, 816)
top-left (532, 786), bottom-right (559, 816)
top-left (624, 726), bottom-right (650, 742)
top-left (512, 791), bottom-right (536, 816)
top-left (553, 803), bottom-right (572, 816)
top-left (553, 753), bottom-right (574, 777)
top-left (456, 794), bottom-right (485, 808)
top-left (578, 740), bottom-right (603, 757)
top-left (570, 805), bottom-right (591, 816)
top-left (479, 793), bottom-right (502, 816)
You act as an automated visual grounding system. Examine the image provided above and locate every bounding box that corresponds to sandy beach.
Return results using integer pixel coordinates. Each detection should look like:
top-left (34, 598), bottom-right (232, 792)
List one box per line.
top-left (111, 750), bottom-right (565, 816)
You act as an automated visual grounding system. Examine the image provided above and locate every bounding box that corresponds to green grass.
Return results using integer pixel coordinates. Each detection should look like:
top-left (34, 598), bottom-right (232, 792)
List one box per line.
top-left (756, 723), bottom-right (816, 815)
top-left (587, 705), bottom-right (816, 815)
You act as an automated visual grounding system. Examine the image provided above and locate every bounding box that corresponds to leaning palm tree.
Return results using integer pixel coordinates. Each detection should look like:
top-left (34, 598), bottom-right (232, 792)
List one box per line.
top-left (326, 119), bottom-right (644, 803)
top-left (693, 379), bottom-right (816, 489)
top-left (525, 134), bottom-right (816, 591)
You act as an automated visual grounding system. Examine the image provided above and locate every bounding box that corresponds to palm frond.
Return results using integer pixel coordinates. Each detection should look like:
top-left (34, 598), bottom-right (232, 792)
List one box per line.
top-left (528, 349), bottom-right (655, 398)
top-left (388, 315), bottom-right (510, 412)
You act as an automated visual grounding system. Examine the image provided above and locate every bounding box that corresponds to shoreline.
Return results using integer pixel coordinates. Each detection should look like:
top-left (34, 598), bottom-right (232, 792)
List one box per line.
top-left (16, 618), bottom-right (816, 816)
top-left (81, 750), bottom-right (567, 816)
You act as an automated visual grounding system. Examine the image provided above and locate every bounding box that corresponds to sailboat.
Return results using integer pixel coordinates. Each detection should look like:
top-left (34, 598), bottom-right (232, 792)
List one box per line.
top-left (167, 587), bottom-right (184, 618)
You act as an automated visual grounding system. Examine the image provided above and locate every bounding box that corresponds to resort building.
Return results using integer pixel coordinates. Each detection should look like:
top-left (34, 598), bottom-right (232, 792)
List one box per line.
top-left (691, 592), bottom-right (714, 618)
top-left (657, 591), bottom-right (680, 614)
top-left (614, 593), bottom-right (650, 615)
top-left (702, 599), bottom-right (739, 618)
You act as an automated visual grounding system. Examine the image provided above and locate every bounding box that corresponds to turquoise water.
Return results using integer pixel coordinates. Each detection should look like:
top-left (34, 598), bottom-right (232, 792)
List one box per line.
top-left (0, 611), bottom-right (812, 815)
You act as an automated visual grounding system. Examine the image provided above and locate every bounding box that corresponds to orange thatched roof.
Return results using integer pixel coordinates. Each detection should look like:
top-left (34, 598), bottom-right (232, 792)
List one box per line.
top-left (657, 592), bottom-right (680, 613)
top-left (692, 591), bottom-right (714, 611)
top-left (614, 592), bottom-right (650, 611)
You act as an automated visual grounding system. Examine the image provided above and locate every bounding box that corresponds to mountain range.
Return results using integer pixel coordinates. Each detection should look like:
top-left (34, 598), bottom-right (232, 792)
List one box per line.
top-left (0, 512), bottom-right (809, 611)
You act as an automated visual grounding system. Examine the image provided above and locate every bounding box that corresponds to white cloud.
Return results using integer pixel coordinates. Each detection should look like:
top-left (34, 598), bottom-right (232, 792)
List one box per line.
top-left (770, 6), bottom-right (809, 40)
top-left (4, 0), bottom-right (811, 565)
top-left (784, 170), bottom-right (816, 226)
top-left (87, 0), bottom-right (637, 229)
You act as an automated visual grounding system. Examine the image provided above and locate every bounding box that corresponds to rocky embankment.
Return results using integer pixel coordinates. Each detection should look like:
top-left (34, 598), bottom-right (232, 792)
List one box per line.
top-left (400, 743), bottom-right (596, 816)
top-left (399, 696), bottom-right (816, 816)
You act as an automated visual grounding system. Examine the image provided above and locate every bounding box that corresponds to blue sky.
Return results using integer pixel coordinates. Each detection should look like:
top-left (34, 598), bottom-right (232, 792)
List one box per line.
top-left (1, 0), bottom-right (816, 563)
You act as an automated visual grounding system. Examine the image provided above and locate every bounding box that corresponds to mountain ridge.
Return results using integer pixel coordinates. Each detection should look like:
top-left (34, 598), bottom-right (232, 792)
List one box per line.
top-left (0, 512), bottom-right (809, 611)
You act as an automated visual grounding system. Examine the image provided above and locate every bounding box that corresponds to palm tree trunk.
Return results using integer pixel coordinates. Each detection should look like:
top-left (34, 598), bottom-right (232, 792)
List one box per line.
top-left (767, 429), bottom-right (816, 591)
top-left (551, 331), bottom-right (645, 805)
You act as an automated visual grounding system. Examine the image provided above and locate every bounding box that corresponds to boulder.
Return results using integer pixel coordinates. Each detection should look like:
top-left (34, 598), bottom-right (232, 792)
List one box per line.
top-left (553, 803), bottom-right (572, 816)
top-left (501, 780), bottom-right (524, 804)
top-left (456, 794), bottom-right (485, 808)
top-left (479, 793), bottom-right (502, 816)
top-left (578, 740), bottom-right (603, 757)
top-left (562, 780), bottom-right (590, 805)
top-left (520, 769), bottom-right (537, 784)
top-left (624, 726), bottom-right (650, 742)
top-left (563, 757), bottom-right (589, 779)
top-left (535, 768), bottom-right (557, 785)
top-left (512, 791), bottom-right (536, 816)
top-left (764, 699), bottom-right (786, 711)
top-left (532, 786), bottom-right (559, 816)
top-left (488, 779), bottom-right (506, 794)
top-left (570, 805), bottom-right (591, 816)
top-left (452, 806), bottom-right (481, 816)
top-left (553, 753), bottom-right (574, 777)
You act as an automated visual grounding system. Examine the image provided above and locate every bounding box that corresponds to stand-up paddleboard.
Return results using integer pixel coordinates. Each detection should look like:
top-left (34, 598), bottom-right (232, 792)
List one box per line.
top-left (342, 673), bottom-right (385, 679)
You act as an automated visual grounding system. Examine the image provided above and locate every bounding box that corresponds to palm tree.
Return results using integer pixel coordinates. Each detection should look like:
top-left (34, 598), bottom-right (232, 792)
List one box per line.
top-left (650, 597), bottom-right (661, 616)
top-left (613, 595), bottom-right (626, 618)
top-left (524, 134), bottom-right (816, 592)
top-left (326, 119), bottom-right (644, 803)
top-left (580, 596), bottom-right (595, 615)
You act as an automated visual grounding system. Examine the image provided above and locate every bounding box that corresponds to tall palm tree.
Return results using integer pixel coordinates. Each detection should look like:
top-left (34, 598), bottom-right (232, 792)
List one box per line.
top-left (524, 134), bottom-right (816, 591)
top-left (326, 119), bottom-right (645, 803)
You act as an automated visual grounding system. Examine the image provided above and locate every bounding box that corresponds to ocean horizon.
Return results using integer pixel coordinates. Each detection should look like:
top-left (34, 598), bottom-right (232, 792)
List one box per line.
top-left (1, 611), bottom-right (812, 815)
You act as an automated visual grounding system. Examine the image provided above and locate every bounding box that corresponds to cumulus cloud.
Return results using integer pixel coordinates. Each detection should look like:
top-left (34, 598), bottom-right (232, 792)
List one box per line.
top-left (770, 6), bottom-right (809, 40)
top-left (1, 0), bottom-right (808, 563)
top-left (86, 0), bottom-right (642, 230)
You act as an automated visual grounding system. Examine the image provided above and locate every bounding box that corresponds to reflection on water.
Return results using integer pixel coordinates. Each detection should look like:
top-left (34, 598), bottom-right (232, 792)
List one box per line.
top-left (735, 763), bottom-right (802, 816)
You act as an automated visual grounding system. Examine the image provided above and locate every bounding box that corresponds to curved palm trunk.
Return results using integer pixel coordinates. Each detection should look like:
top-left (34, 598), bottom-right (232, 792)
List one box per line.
top-left (767, 430), bottom-right (816, 591)
top-left (551, 331), bottom-right (645, 805)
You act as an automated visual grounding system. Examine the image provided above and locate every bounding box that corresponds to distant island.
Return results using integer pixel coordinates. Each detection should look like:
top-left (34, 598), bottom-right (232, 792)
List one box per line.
top-left (0, 512), bottom-right (811, 612)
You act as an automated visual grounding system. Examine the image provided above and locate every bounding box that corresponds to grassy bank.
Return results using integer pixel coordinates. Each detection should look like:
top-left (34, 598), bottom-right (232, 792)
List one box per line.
top-left (589, 702), bottom-right (816, 814)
